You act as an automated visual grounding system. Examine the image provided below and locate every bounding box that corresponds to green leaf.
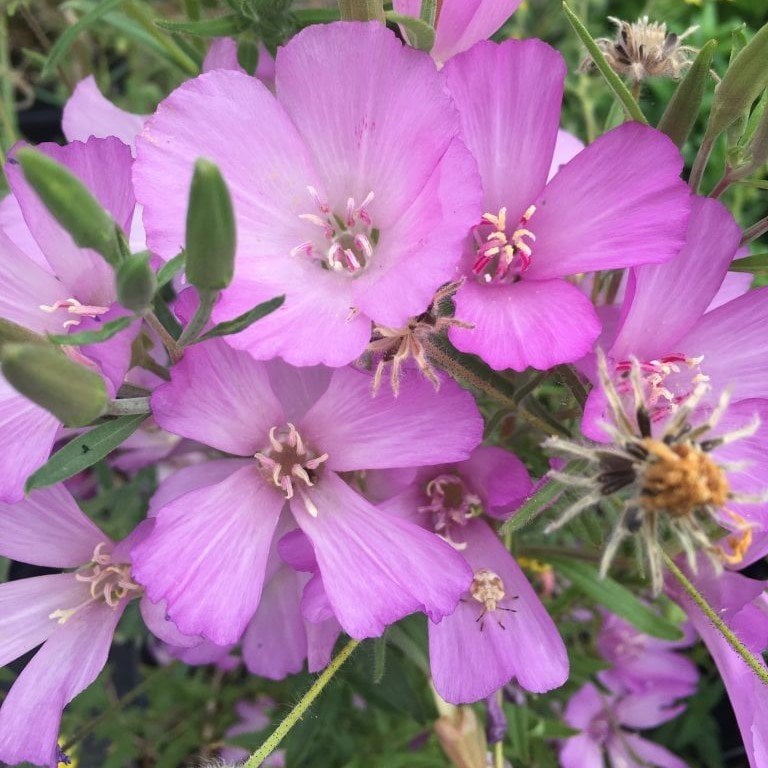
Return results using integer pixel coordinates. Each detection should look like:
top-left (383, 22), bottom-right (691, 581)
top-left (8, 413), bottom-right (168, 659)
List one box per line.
top-left (2, 344), bottom-right (108, 427)
top-left (194, 295), bottom-right (284, 343)
top-left (155, 14), bottom-right (249, 37)
top-left (500, 478), bottom-right (567, 534)
top-left (657, 40), bottom-right (717, 148)
top-left (47, 316), bottom-right (134, 346)
top-left (385, 13), bottom-right (435, 52)
top-left (562, 2), bottom-right (647, 125)
top-left (25, 414), bottom-right (149, 492)
top-left (156, 252), bottom-right (186, 288)
top-left (546, 556), bottom-right (683, 640)
top-left (706, 19), bottom-right (768, 139)
top-left (729, 253), bottom-right (768, 273)
top-left (43, 0), bottom-right (124, 76)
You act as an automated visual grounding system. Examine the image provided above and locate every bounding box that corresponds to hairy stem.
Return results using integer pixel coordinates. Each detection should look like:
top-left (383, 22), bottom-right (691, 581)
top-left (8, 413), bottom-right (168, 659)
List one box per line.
top-left (741, 214), bottom-right (768, 246)
top-left (243, 639), bottom-right (360, 767)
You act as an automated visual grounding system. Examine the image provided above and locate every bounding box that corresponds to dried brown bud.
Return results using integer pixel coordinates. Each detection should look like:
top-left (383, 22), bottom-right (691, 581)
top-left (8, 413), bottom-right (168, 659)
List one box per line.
top-left (583, 16), bottom-right (698, 82)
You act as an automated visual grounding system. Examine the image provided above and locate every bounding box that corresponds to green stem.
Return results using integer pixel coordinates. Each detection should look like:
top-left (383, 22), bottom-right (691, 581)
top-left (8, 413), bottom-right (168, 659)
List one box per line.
top-left (144, 311), bottom-right (183, 363)
top-left (0, 14), bottom-right (18, 156)
top-left (562, 2), bottom-right (647, 125)
top-left (106, 397), bottom-right (151, 416)
top-left (662, 552), bottom-right (768, 686)
top-left (177, 289), bottom-right (217, 347)
top-left (494, 740), bottom-right (504, 768)
top-left (741, 214), bottom-right (768, 246)
top-left (688, 133), bottom-right (715, 193)
top-left (243, 639), bottom-right (360, 768)
top-left (337, 0), bottom-right (385, 21)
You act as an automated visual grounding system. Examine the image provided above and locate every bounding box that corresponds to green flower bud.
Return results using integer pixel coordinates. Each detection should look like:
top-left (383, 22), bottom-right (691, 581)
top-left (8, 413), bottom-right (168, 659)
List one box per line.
top-left (1, 344), bottom-right (108, 427)
top-left (15, 147), bottom-right (125, 267)
top-left (117, 252), bottom-right (157, 313)
top-left (0, 318), bottom-right (49, 350)
top-left (185, 158), bottom-right (237, 291)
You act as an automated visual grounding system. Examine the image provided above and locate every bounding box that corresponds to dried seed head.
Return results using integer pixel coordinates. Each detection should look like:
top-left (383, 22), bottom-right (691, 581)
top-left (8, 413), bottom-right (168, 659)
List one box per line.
top-left (583, 16), bottom-right (698, 82)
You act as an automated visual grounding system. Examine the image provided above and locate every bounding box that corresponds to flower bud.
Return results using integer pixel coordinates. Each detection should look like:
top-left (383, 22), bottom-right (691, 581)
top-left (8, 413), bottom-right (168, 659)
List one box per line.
top-left (117, 251), bottom-right (157, 313)
top-left (1, 343), bottom-right (107, 427)
top-left (14, 147), bottom-right (124, 267)
top-left (434, 704), bottom-right (488, 768)
top-left (185, 158), bottom-right (237, 291)
top-left (0, 318), bottom-right (49, 350)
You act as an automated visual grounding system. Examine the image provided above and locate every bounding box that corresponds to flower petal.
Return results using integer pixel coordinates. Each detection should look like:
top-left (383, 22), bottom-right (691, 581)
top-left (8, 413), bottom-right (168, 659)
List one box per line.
top-left (525, 123), bottom-right (689, 280)
top-left (0, 484), bottom-right (105, 567)
top-left (203, 38), bottom-right (246, 73)
top-left (131, 466), bottom-right (284, 644)
top-left (0, 600), bottom-right (122, 768)
top-left (450, 277), bottom-right (601, 371)
top-left (548, 129), bottom-right (584, 181)
top-left (457, 445), bottom-right (532, 517)
top-left (442, 38), bottom-right (565, 220)
top-left (151, 341), bottom-right (283, 456)
top-left (301, 366), bottom-right (482, 471)
top-left (293, 472), bottom-right (472, 638)
top-left (429, 520), bottom-right (567, 702)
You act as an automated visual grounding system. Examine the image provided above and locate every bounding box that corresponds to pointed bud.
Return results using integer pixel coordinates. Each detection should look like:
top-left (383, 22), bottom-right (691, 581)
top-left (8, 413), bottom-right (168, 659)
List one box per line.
top-left (117, 251), bottom-right (157, 312)
top-left (0, 318), bottom-right (49, 350)
top-left (14, 147), bottom-right (125, 267)
top-left (1, 344), bottom-right (107, 427)
top-left (185, 158), bottom-right (236, 291)
top-left (707, 20), bottom-right (768, 139)
top-left (434, 706), bottom-right (488, 768)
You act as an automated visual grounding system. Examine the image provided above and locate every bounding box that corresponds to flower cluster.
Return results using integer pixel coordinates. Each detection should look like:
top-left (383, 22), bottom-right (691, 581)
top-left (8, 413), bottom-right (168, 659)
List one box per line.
top-left (1, 3), bottom-right (767, 767)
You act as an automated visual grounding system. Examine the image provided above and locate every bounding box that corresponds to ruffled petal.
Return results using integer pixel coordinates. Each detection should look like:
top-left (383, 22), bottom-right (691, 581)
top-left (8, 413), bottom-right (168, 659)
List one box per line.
top-left (62, 76), bottom-right (146, 148)
top-left (525, 123), bottom-right (689, 280)
top-left (611, 197), bottom-right (740, 361)
top-left (0, 484), bottom-right (105, 566)
top-left (292, 472), bottom-right (472, 638)
top-left (442, 38), bottom-right (565, 219)
top-left (301, 366), bottom-right (482, 471)
top-left (0, 600), bottom-right (122, 768)
top-left (131, 466), bottom-right (285, 644)
top-left (151, 341), bottom-right (283, 456)
top-left (450, 277), bottom-right (601, 371)
top-left (428, 520), bottom-right (567, 702)
top-left (139, 596), bottom-right (202, 649)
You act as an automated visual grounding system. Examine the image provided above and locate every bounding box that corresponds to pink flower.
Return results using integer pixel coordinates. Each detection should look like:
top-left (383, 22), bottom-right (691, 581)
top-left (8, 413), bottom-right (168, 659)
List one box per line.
top-left (441, 38), bottom-right (690, 371)
top-left (561, 682), bottom-right (689, 768)
top-left (133, 21), bottom-right (482, 367)
top-left (131, 343), bottom-right (482, 644)
top-left (0, 486), bottom-right (194, 767)
top-left (0, 137), bottom-right (139, 501)
top-left (378, 447), bottom-right (569, 702)
top-left (393, 0), bottom-right (522, 65)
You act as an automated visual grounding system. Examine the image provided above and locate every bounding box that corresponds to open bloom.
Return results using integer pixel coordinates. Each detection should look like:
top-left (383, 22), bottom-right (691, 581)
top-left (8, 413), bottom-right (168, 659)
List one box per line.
top-left (132, 342), bottom-right (482, 644)
top-left (0, 485), bottom-right (193, 767)
top-left (0, 137), bottom-right (138, 501)
top-left (378, 447), bottom-right (569, 702)
top-left (133, 21), bottom-right (481, 367)
top-left (440, 38), bottom-right (690, 371)
top-left (392, 0), bottom-right (522, 65)
top-left (561, 682), bottom-right (689, 768)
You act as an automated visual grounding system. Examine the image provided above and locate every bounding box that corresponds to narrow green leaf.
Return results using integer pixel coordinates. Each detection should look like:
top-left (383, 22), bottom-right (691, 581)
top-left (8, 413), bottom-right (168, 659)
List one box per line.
top-left (373, 634), bottom-right (387, 684)
top-left (707, 19), bottom-right (768, 139)
top-left (547, 556), bottom-right (683, 640)
top-left (729, 253), bottom-right (768, 273)
top-left (25, 414), bottom-right (148, 492)
top-left (47, 316), bottom-right (134, 346)
top-left (501, 478), bottom-right (568, 534)
top-left (562, 2), bottom-right (647, 125)
top-left (386, 13), bottom-right (435, 52)
top-left (43, 0), bottom-right (124, 76)
top-left (155, 14), bottom-right (249, 37)
top-left (156, 252), bottom-right (186, 288)
top-left (658, 40), bottom-right (717, 148)
top-left (194, 295), bottom-right (284, 343)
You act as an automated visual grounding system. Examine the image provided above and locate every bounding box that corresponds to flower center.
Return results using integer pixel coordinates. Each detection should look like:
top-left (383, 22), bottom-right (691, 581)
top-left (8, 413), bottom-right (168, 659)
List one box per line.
top-left (49, 543), bottom-right (141, 624)
top-left (292, 187), bottom-right (377, 275)
top-left (639, 439), bottom-right (730, 519)
top-left (419, 474), bottom-right (482, 549)
top-left (40, 297), bottom-right (110, 329)
top-left (471, 206), bottom-right (536, 284)
top-left (469, 568), bottom-right (517, 630)
top-left (255, 423), bottom-right (328, 516)
top-left (614, 353), bottom-right (708, 422)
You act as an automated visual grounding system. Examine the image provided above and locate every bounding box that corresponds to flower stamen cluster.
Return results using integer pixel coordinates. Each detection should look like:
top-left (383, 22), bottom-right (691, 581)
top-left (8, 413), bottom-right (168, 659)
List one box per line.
top-left (418, 473), bottom-right (482, 549)
top-left (472, 205), bottom-right (536, 284)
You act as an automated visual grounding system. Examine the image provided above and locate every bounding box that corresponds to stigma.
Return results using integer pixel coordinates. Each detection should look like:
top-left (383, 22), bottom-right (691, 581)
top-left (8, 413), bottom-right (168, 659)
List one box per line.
top-left (471, 205), bottom-right (536, 284)
top-left (255, 422), bottom-right (328, 516)
top-left (40, 297), bottom-right (110, 329)
top-left (292, 187), bottom-right (377, 275)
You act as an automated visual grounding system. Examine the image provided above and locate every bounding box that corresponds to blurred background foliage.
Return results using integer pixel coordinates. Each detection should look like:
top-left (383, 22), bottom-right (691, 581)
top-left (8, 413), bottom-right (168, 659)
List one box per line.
top-left (0, 1), bottom-right (766, 767)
